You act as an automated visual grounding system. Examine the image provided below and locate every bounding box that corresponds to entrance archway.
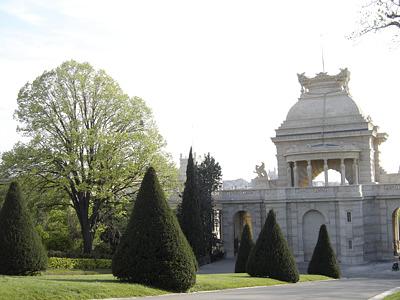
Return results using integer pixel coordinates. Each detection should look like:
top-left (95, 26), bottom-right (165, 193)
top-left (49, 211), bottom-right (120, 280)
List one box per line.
top-left (312, 169), bottom-right (348, 186)
top-left (303, 210), bottom-right (325, 261)
top-left (233, 211), bottom-right (252, 255)
top-left (393, 208), bottom-right (400, 255)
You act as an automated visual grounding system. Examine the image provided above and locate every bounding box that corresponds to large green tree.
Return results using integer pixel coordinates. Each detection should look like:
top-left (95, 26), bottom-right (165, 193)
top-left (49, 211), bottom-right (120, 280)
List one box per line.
top-left (0, 182), bottom-right (47, 275)
top-left (2, 60), bottom-right (177, 254)
top-left (178, 148), bottom-right (205, 262)
top-left (247, 210), bottom-right (299, 283)
top-left (197, 153), bottom-right (222, 257)
top-left (112, 167), bottom-right (196, 292)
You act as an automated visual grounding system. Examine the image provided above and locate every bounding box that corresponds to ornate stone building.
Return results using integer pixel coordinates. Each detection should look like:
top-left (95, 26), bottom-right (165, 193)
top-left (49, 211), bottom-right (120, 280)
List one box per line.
top-left (215, 69), bottom-right (400, 264)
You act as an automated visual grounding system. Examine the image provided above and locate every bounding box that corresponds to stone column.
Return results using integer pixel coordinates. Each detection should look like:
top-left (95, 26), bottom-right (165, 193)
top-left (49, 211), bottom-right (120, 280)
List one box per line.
top-left (353, 158), bottom-right (359, 184)
top-left (293, 161), bottom-right (298, 187)
top-left (340, 158), bottom-right (346, 185)
top-left (324, 159), bottom-right (329, 186)
top-left (287, 162), bottom-right (292, 187)
top-left (307, 160), bottom-right (312, 187)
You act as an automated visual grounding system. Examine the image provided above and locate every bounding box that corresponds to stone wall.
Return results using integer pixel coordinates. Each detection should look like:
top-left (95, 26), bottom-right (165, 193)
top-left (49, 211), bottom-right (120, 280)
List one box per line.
top-left (217, 184), bottom-right (400, 264)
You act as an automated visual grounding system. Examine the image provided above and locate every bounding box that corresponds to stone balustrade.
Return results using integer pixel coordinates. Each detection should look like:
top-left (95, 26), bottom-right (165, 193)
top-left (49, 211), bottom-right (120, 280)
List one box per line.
top-left (214, 184), bottom-right (400, 202)
top-left (213, 189), bottom-right (265, 201)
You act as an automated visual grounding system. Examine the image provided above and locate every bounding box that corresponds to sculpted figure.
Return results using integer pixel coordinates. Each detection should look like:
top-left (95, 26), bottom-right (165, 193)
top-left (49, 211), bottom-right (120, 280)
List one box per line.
top-left (254, 162), bottom-right (268, 178)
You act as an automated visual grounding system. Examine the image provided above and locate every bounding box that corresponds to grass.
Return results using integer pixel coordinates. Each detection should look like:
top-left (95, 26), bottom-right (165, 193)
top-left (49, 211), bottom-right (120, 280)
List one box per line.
top-left (191, 273), bottom-right (330, 292)
top-left (0, 271), bottom-right (331, 300)
top-left (385, 291), bottom-right (400, 300)
top-left (43, 269), bottom-right (111, 275)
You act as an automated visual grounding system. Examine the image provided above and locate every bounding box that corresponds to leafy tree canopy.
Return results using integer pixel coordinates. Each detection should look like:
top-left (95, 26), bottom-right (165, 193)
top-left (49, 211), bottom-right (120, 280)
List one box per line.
top-left (1, 60), bottom-right (178, 254)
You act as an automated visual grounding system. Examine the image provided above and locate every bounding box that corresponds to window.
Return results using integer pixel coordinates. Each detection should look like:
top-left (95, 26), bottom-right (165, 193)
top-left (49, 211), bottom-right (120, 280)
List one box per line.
top-left (348, 240), bottom-right (353, 250)
top-left (347, 211), bottom-right (352, 223)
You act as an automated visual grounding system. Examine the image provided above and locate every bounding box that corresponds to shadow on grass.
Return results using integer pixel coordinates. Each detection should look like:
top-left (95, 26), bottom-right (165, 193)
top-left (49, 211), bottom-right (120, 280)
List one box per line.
top-left (223, 274), bottom-right (271, 279)
top-left (43, 278), bottom-right (119, 284)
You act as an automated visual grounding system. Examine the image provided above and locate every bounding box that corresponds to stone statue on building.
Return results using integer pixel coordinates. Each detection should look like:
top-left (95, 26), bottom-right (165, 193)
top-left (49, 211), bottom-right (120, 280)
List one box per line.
top-left (254, 162), bottom-right (268, 179)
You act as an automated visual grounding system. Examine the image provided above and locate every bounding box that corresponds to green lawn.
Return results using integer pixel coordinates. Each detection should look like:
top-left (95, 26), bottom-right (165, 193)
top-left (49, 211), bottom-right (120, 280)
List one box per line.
top-left (0, 271), bottom-right (331, 300)
top-left (385, 291), bottom-right (400, 300)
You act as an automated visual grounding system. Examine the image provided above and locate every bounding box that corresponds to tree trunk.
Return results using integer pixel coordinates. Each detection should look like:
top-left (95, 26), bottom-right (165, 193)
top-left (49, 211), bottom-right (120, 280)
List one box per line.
top-left (75, 195), bottom-right (95, 255)
top-left (81, 219), bottom-right (93, 255)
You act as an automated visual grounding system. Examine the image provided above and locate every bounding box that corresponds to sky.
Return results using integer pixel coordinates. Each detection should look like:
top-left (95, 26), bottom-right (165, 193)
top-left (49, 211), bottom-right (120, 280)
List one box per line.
top-left (1, 0), bottom-right (400, 181)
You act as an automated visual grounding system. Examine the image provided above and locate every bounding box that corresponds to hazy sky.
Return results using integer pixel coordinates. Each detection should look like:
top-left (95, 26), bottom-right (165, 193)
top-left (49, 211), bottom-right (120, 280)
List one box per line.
top-left (1, 0), bottom-right (400, 181)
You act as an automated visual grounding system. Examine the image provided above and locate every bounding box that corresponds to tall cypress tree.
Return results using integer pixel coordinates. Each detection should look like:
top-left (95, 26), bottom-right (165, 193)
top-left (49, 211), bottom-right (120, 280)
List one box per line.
top-left (0, 181), bottom-right (47, 275)
top-left (235, 224), bottom-right (254, 273)
top-left (307, 224), bottom-right (340, 278)
top-left (197, 153), bottom-right (222, 258)
top-left (247, 209), bottom-right (299, 283)
top-left (112, 167), bottom-right (197, 292)
top-left (178, 148), bottom-right (205, 262)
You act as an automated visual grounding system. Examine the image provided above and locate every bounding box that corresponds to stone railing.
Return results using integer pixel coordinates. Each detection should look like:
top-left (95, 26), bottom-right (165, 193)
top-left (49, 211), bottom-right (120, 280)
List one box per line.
top-left (214, 183), bottom-right (400, 203)
top-left (214, 185), bottom-right (363, 202)
top-left (373, 184), bottom-right (400, 198)
top-left (284, 185), bottom-right (362, 199)
top-left (213, 189), bottom-right (265, 201)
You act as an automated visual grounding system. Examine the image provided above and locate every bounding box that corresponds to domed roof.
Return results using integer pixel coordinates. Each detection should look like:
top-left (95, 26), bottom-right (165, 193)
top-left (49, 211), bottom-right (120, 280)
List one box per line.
top-left (285, 69), bottom-right (365, 123)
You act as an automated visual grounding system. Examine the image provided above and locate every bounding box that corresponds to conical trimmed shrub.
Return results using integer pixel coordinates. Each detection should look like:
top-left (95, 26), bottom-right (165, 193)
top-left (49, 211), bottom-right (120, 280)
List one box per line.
top-left (307, 224), bottom-right (340, 278)
top-left (234, 224), bottom-right (254, 273)
top-left (0, 181), bottom-right (47, 275)
top-left (112, 167), bottom-right (197, 292)
top-left (178, 148), bottom-right (206, 263)
top-left (246, 209), bottom-right (299, 283)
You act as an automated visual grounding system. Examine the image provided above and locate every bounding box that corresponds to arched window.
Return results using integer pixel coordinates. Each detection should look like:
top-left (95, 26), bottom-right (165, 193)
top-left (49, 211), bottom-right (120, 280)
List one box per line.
top-left (312, 169), bottom-right (348, 186)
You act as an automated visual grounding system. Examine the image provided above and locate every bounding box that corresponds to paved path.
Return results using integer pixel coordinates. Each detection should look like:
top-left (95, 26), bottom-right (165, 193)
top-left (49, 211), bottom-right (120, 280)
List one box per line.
top-left (105, 260), bottom-right (400, 300)
top-left (132, 278), bottom-right (399, 300)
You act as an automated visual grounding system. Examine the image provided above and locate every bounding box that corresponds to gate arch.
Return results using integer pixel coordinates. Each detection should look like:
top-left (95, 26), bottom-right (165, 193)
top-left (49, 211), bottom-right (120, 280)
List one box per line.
top-left (302, 210), bottom-right (325, 261)
top-left (233, 211), bottom-right (252, 255)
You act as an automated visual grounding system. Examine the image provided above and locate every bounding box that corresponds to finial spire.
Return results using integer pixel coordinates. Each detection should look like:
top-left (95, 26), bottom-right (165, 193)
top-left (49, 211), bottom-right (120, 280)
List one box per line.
top-left (320, 34), bottom-right (325, 73)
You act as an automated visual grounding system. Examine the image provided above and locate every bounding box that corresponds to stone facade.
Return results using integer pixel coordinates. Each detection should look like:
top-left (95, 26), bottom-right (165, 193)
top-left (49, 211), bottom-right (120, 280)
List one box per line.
top-left (215, 69), bottom-right (400, 264)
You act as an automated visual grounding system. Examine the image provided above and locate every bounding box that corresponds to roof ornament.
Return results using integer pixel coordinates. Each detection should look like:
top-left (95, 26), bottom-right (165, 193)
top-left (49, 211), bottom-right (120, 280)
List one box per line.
top-left (297, 68), bottom-right (350, 96)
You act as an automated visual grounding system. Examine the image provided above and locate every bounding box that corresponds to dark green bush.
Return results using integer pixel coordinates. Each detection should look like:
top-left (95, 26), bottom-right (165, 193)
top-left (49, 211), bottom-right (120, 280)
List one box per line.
top-left (177, 148), bottom-right (206, 263)
top-left (307, 224), bottom-right (340, 278)
top-left (0, 182), bottom-right (47, 275)
top-left (235, 224), bottom-right (254, 273)
top-left (247, 209), bottom-right (299, 283)
top-left (48, 257), bottom-right (111, 269)
top-left (112, 167), bottom-right (197, 292)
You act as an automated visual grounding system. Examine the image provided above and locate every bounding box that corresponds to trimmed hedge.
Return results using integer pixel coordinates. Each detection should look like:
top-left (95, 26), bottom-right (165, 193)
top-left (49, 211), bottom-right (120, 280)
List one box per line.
top-left (113, 167), bottom-right (197, 292)
top-left (235, 224), bottom-right (254, 273)
top-left (48, 257), bottom-right (111, 270)
top-left (246, 209), bottom-right (299, 283)
top-left (0, 182), bottom-right (47, 275)
top-left (307, 224), bottom-right (340, 278)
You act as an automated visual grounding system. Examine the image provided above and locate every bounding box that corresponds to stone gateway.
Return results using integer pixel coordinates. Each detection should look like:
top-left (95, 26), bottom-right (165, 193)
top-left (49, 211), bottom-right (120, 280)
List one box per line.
top-left (215, 69), bottom-right (400, 264)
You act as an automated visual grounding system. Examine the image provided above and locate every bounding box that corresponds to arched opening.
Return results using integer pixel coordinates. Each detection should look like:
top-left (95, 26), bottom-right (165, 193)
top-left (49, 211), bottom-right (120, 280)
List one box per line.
top-left (233, 211), bottom-right (252, 256)
top-left (312, 169), bottom-right (348, 186)
top-left (303, 210), bottom-right (325, 261)
top-left (393, 208), bottom-right (400, 256)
